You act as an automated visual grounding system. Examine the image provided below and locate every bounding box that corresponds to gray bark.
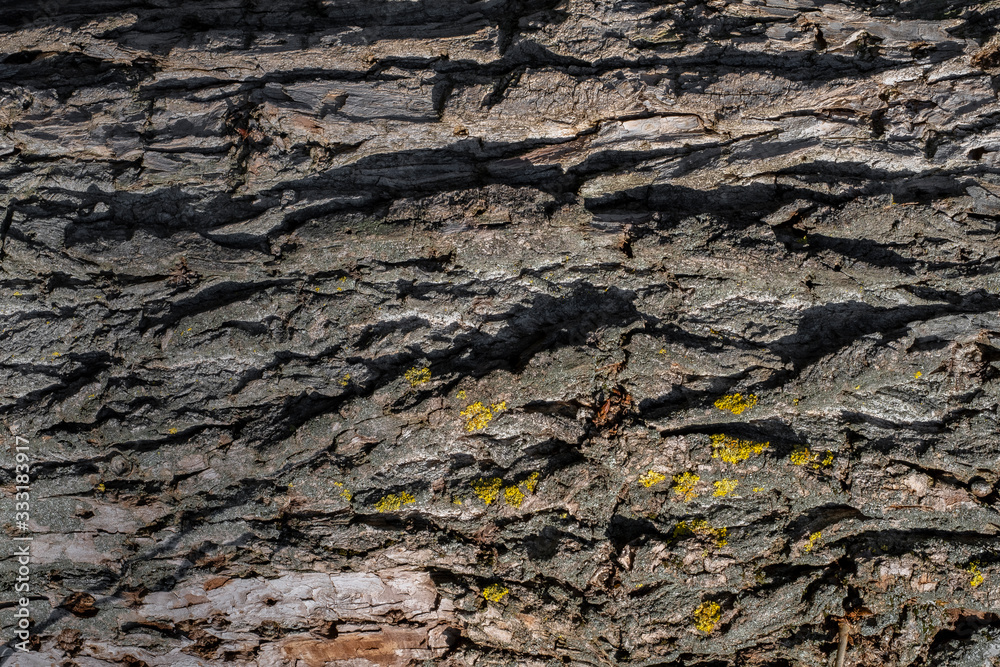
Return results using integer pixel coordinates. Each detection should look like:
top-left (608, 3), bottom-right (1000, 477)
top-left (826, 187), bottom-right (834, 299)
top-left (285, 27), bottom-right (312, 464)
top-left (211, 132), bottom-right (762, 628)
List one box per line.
top-left (1, 0), bottom-right (1000, 665)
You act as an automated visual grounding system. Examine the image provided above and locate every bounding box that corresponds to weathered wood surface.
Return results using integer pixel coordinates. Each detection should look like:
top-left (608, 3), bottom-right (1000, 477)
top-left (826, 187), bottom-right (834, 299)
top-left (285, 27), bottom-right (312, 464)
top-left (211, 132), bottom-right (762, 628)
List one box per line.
top-left (1, 1), bottom-right (1000, 665)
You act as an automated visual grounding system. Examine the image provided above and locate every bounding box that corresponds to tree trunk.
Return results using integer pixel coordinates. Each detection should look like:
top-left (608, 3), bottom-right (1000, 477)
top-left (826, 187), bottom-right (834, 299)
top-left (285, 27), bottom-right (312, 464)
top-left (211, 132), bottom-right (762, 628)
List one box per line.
top-left (2, 1), bottom-right (1000, 665)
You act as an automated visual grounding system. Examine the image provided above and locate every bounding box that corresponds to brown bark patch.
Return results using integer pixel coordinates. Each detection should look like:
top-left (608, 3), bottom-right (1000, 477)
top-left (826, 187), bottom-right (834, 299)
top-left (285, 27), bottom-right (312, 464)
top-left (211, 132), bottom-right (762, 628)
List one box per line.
top-left (203, 576), bottom-right (231, 591)
top-left (55, 628), bottom-right (82, 655)
top-left (281, 627), bottom-right (430, 667)
top-left (59, 592), bottom-right (98, 617)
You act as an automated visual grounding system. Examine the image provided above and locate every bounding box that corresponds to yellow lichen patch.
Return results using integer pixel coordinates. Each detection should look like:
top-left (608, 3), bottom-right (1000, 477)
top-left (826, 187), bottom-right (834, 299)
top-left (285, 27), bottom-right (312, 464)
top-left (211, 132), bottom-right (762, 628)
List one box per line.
top-left (713, 479), bottom-right (739, 498)
top-left (673, 519), bottom-right (728, 547)
top-left (672, 472), bottom-right (700, 501)
top-left (693, 601), bottom-right (722, 633)
top-left (966, 561), bottom-right (984, 588)
top-left (471, 477), bottom-right (502, 505)
top-left (639, 470), bottom-right (667, 487)
top-left (790, 445), bottom-right (834, 469)
top-left (456, 389), bottom-right (467, 400)
top-left (710, 434), bottom-right (769, 464)
top-left (803, 531), bottom-right (821, 552)
top-left (914, 371), bottom-right (922, 379)
top-left (340, 374), bottom-right (351, 386)
top-left (522, 472), bottom-right (540, 494)
top-left (504, 485), bottom-right (526, 507)
top-left (714, 393), bottom-right (758, 415)
top-left (461, 401), bottom-right (507, 432)
top-left (482, 584), bottom-right (509, 603)
top-left (374, 491), bottom-right (415, 513)
top-left (404, 366), bottom-right (431, 387)
top-left (334, 482), bottom-right (352, 502)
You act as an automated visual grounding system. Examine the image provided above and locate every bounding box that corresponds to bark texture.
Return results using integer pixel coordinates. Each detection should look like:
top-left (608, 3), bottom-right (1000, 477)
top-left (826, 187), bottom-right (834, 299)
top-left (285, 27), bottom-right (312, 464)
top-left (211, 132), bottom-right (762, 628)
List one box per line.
top-left (2, 1), bottom-right (1000, 665)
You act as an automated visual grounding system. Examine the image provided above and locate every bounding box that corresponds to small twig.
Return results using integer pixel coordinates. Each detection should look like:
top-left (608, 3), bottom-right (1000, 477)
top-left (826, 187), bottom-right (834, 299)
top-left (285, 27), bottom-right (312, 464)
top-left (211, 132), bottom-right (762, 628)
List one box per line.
top-left (836, 620), bottom-right (850, 667)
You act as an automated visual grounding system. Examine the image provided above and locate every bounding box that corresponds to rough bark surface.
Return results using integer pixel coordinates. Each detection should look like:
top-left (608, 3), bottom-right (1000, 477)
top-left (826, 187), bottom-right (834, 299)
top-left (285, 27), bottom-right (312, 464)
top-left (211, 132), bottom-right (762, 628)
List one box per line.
top-left (1, 1), bottom-right (1000, 665)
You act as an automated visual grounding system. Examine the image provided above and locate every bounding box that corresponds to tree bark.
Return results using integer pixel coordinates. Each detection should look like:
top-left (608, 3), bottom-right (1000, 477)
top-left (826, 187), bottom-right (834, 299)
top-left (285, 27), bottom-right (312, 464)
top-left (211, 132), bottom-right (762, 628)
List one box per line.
top-left (1, 1), bottom-right (1000, 665)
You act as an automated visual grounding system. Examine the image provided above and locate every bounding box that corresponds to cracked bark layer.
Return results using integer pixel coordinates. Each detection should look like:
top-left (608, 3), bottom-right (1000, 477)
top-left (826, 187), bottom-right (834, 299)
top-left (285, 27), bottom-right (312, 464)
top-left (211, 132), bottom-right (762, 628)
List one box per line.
top-left (1, 0), bottom-right (1000, 665)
